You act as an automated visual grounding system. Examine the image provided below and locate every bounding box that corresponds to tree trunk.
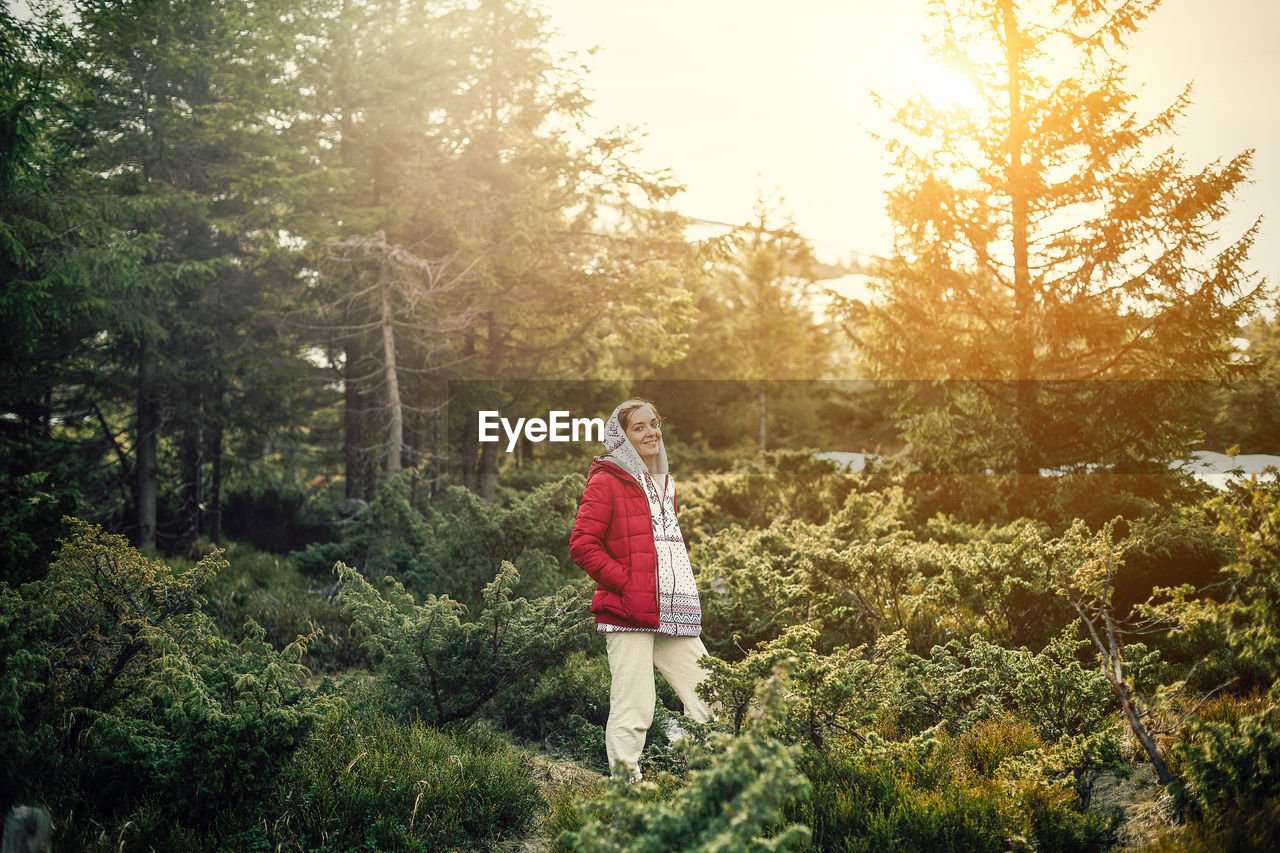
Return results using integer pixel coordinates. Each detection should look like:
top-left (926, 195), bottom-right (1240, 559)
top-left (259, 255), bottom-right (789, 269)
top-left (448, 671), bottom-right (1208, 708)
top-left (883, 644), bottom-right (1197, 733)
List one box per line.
top-left (135, 339), bottom-right (159, 551)
top-left (476, 310), bottom-right (502, 501)
top-left (209, 422), bottom-right (223, 544)
top-left (478, 441), bottom-right (499, 502)
top-left (757, 382), bottom-right (768, 453)
top-left (1112, 676), bottom-right (1175, 786)
top-left (1000, 0), bottom-right (1037, 476)
top-left (380, 276), bottom-right (404, 479)
top-left (344, 334), bottom-right (375, 501)
top-left (177, 418), bottom-right (204, 549)
top-left (1075, 602), bottom-right (1176, 786)
top-left (427, 387), bottom-right (445, 499)
top-left (460, 407), bottom-right (478, 493)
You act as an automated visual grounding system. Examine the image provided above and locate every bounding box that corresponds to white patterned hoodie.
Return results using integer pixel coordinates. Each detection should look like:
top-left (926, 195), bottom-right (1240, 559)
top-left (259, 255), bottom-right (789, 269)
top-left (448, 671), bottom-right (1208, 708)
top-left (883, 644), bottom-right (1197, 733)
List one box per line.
top-left (595, 402), bottom-right (702, 636)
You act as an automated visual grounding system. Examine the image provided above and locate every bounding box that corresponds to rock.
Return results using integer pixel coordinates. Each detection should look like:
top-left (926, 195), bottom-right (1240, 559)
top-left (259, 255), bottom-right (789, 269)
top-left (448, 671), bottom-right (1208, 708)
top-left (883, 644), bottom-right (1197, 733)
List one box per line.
top-left (336, 497), bottom-right (369, 519)
top-left (2, 806), bottom-right (51, 853)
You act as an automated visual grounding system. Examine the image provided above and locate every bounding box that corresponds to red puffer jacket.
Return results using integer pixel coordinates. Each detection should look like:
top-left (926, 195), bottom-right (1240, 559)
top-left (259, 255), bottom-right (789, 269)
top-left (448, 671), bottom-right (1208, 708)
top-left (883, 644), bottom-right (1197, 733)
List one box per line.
top-left (569, 458), bottom-right (670, 629)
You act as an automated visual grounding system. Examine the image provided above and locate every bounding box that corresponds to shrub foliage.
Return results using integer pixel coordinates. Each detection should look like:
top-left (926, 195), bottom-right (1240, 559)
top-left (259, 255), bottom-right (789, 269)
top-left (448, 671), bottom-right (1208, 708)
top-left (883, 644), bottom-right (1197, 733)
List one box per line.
top-left (0, 519), bottom-right (334, 842)
top-left (335, 558), bottom-right (593, 724)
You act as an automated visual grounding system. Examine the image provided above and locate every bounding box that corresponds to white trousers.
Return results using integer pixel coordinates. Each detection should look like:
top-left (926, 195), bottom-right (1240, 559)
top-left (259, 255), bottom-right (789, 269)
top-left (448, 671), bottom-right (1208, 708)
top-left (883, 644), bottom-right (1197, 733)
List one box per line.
top-left (604, 631), bottom-right (714, 780)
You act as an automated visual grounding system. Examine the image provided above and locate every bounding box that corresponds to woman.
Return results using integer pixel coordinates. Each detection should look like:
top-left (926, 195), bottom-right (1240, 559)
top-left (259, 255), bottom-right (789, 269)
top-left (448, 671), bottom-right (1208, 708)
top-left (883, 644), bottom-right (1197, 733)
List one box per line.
top-left (569, 399), bottom-right (713, 782)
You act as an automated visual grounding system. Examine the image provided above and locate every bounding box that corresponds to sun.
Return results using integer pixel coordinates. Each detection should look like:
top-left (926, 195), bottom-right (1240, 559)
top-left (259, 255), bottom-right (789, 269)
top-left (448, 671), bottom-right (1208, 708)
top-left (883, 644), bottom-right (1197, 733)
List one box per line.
top-left (912, 63), bottom-right (983, 113)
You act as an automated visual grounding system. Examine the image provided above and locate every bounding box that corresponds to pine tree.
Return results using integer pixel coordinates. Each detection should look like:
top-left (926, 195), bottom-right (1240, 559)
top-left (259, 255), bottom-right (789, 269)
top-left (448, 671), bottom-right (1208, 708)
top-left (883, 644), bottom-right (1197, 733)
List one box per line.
top-left (726, 198), bottom-right (835, 451)
top-left (430, 0), bottom-right (696, 499)
top-left (60, 0), bottom-right (317, 548)
top-left (1205, 302), bottom-right (1280, 454)
top-left (286, 0), bottom-right (476, 501)
top-left (646, 195), bottom-right (838, 452)
top-left (294, 0), bottom-right (695, 501)
top-left (844, 0), bottom-right (1265, 480)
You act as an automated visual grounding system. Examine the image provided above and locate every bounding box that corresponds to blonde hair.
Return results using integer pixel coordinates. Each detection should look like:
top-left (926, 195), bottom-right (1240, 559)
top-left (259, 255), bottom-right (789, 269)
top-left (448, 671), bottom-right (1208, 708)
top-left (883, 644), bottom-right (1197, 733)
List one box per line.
top-left (617, 398), bottom-right (661, 431)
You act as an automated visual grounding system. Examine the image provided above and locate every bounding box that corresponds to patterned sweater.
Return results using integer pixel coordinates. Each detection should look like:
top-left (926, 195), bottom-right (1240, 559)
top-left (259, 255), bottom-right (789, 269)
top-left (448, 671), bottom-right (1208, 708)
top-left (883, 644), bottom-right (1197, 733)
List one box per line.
top-left (594, 404), bottom-right (701, 637)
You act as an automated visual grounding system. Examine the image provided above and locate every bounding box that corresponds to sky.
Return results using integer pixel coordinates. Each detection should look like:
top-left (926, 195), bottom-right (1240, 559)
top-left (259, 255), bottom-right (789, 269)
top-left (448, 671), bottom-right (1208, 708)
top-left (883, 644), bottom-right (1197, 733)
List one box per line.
top-left (539, 0), bottom-right (1280, 308)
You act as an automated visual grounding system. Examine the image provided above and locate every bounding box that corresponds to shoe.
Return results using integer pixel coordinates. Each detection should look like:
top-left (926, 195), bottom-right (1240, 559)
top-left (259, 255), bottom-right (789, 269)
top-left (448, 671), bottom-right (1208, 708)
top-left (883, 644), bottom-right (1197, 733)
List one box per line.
top-left (664, 718), bottom-right (687, 744)
top-left (610, 761), bottom-right (643, 783)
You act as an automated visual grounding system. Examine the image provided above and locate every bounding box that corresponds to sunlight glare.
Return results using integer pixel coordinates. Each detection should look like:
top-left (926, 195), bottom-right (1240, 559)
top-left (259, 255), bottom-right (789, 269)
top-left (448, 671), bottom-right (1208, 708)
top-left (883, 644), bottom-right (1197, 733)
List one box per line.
top-left (912, 63), bottom-right (982, 113)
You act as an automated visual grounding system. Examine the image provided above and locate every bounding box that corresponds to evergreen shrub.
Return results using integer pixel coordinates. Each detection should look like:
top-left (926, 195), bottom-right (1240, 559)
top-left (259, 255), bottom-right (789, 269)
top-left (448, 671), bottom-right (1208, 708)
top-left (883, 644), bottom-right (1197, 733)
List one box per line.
top-left (486, 649), bottom-right (612, 768)
top-left (0, 471), bottom-right (76, 584)
top-left (270, 702), bottom-right (544, 851)
top-left (793, 731), bottom-right (1119, 853)
top-left (222, 469), bottom-right (338, 553)
top-left (557, 677), bottom-right (812, 853)
top-left (694, 519), bottom-right (823, 659)
top-left (293, 473), bottom-right (433, 581)
top-left (679, 451), bottom-right (867, 533)
top-left (296, 472), bottom-right (584, 606)
top-left (1114, 512), bottom-right (1229, 618)
top-left (1174, 701), bottom-right (1280, 817)
top-left (929, 521), bottom-right (1072, 649)
top-left (404, 475), bottom-right (585, 602)
top-left (0, 519), bottom-right (334, 845)
top-left (197, 542), bottom-right (370, 672)
top-left (336, 559), bottom-right (592, 724)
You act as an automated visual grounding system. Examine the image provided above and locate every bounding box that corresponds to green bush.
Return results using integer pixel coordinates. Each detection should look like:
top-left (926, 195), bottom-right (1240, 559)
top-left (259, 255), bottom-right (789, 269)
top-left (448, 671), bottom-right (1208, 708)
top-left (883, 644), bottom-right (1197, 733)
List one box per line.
top-left (198, 542), bottom-right (370, 672)
top-left (336, 559), bottom-right (593, 724)
top-left (695, 515), bottom-right (934, 659)
top-left (793, 729), bottom-right (1118, 853)
top-left (955, 714), bottom-right (1041, 777)
top-left (487, 649), bottom-right (612, 767)
top-left (1174, 701), bottom-right (1280, 817)
top-left (0, 519), bottom-right (333, 844)
top-left (0, 471), bottom-right (76, 585)
top-left (295, 472), bottom-right (584, 606)
top-left (678, 451), bottom-right (871, 534)
top-left (882, 632), bottom-right (1107, 739)
top-left (1114, 512), bottom-right (1229, 618)
top-left (1204, 474), bottom-right (1280, 688)
top-left (693, 519), bottom-right (823, 659)
top-left (696, 623), bottom-right (883, 748)
top-left (928, 520), bottom-right (1072, 649)
top-left (270, 703), bottom-right (544, 851)
top-left (557, 678), bottom-right (812, 853)
top-left (900, 470), bottom-right (1200, 534)
top-left (696, 621), bottom-right (1118, 756)
top-left (293, 473), bottom-right (433, 581)
top-left (222, 469), bottom-right (338, 553)
top-left (796, 748), bottom-right (1008, 853)
top-left (405, 475), bottom-right (586, 603)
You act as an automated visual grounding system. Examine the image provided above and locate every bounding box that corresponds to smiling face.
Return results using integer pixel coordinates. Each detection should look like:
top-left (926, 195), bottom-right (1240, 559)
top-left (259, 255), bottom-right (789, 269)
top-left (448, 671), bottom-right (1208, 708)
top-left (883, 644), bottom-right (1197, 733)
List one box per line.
top-left (621, 403), bottom-right (662, 465)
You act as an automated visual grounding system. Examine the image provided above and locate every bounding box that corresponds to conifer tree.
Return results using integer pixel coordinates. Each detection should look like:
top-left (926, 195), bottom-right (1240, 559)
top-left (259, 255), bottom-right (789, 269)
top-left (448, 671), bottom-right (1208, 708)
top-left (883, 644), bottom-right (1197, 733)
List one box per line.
top-left (294, 0), bottom-right (695, 501)
top-left (51, 0), bottom-right (316, 548)
top-left (725, 199), bottom-right (834, 451)
top-left (844, 0), bottom-right (1265, 479)
top-left (430, 0), bottom-right (696, 499)
top-left (1206, 303), bottom-right (1280, 453)
top-left (646, 196), bottom-right (837, 453)
top-left (1, 5), bottom-right (98, 473)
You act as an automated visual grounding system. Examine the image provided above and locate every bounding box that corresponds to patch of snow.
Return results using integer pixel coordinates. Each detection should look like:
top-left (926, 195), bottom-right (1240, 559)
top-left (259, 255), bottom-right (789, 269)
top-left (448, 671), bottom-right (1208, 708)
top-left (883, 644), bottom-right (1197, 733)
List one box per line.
top-left (813, 451), bottom-right (868, 473)
top-left (1178, 451), bottom-right (1280, 490)
top-left (812, 450), bottom-right (1279, 490)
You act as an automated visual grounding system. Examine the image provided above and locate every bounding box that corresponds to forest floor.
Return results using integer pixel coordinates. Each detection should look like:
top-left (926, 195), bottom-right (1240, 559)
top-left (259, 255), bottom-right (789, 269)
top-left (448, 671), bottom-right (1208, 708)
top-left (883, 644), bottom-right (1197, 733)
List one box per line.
top-left (1089, 764), bottom-right (1177, 848)
top-left (474, 749), bottom-right (603, 853)
top-left (460, 747), bottom-right (1178, 852)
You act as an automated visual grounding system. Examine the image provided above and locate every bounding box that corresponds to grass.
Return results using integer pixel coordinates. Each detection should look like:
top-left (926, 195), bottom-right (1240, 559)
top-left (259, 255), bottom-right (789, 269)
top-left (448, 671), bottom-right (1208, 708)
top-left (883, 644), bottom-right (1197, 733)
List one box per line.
top-left (268, 700), bottom-right (545, 852)
top-left (172, 538), bottom-right (372, 672)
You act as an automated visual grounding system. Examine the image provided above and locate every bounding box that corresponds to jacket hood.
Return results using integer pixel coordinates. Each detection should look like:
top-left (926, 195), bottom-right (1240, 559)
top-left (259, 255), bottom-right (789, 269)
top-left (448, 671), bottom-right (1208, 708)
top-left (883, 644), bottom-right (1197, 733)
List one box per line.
top-left (597, 401), bottom-right (669, 484)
